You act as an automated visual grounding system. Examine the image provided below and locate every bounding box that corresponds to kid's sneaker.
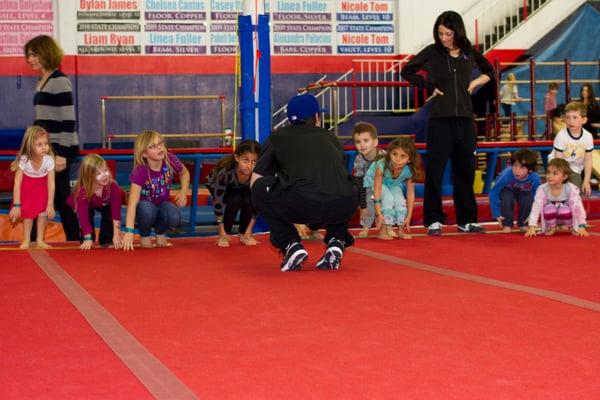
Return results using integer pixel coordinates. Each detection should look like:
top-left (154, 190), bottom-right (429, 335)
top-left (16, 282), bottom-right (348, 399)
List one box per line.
top-left (280, 242), bottom-right (308, 272)
top-left (457, 223), bottom-right (486, 233)
top-left (316, 239), bottom-right (345, 270)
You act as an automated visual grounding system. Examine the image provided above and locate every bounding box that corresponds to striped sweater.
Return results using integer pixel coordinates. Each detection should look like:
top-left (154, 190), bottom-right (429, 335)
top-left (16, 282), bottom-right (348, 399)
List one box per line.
top-left (34, 69), bottom-right (79, 150)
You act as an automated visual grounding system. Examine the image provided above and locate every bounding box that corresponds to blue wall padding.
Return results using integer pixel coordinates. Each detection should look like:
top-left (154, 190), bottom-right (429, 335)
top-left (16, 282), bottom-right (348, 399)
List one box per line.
top-left (238, 15), bottom-right (256, 142)
top-left (257, 14), bottom-right (272, 144)
top-left (0, 73), bottom-right (325, 147)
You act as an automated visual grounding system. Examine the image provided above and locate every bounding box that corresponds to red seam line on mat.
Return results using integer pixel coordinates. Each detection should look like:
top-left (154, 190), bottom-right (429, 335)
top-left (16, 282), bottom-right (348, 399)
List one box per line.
top-left (349, 247), bottom-right (600, 313)
top-left (28, 250), bottom-right (198, 400)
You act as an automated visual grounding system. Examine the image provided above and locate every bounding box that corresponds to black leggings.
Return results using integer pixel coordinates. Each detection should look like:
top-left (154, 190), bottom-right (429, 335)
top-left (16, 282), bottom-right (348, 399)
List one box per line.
top-left (30, 163), bottom-right (81, 242)
top-left (222, 187), bottom-right (255, 235)
top-left (85, 204), bottom-right (114, 246)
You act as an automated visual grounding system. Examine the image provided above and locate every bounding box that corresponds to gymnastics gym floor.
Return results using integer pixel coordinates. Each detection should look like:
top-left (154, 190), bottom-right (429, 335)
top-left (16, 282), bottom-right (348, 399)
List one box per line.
top-left (2, 223), bottom-right (600, 399)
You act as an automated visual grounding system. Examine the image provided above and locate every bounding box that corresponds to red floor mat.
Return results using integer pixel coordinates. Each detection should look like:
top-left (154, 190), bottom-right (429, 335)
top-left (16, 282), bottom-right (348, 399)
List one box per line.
top-left (355, 223), bottom-right (600, 303)
top-left (47, 237), bottom-right (600, 399)
top-left (0, 252), bottom-right (151, 399)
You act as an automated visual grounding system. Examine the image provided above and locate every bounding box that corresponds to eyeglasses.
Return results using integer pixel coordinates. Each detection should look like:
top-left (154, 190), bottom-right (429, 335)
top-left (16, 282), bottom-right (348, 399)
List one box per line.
top-left (147, 141), bottom-right (165, 151)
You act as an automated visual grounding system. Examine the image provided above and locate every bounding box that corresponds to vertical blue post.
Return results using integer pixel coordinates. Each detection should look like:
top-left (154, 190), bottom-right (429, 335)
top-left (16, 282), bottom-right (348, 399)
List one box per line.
top-left (256, 14), bottom-right (271, 143)
top-left (238, 15), bottom-right (256, 142)
top-left (238, 10), bottom-right (271, 234)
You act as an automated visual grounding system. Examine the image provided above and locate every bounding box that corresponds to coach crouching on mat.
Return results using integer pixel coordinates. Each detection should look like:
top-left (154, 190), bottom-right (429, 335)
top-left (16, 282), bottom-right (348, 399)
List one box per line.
top-left (250, 93), bottom-right (358, 272)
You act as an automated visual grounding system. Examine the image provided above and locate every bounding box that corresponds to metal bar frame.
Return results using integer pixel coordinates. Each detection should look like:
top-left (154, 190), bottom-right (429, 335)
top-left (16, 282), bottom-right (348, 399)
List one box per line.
top-left (100, 95), bottom-right (226, 149)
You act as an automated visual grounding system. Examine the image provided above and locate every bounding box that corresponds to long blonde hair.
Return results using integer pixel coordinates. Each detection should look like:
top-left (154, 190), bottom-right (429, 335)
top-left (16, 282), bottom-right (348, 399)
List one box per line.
top-left (73, 154), bottom-right (113, 202)
top-left (11, 126), bottom-right (53, 171)
top-left (133, 130), bottom-right (174, 172)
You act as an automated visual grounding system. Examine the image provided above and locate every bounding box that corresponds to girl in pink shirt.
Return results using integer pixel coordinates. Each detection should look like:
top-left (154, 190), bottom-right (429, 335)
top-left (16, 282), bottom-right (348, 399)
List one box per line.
top-left (67, 154), bottom-right (124, 250)
top-left (525, 158), bottom-right (588, 237)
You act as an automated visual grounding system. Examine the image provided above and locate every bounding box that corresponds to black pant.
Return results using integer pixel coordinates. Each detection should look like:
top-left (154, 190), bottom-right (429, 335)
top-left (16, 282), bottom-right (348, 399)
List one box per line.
top-left (424, 117), bottom-right (478, 227)
top-left (30, 164), bottom-right (81, 242)
top-left (251, 176), bottom-right (357, 251)
top-left (500, 188), bottom-right (533, 227)
top-left (85, 204), bottom-right (114, 246)
top-left (222, 187), bottom-right (254, 235)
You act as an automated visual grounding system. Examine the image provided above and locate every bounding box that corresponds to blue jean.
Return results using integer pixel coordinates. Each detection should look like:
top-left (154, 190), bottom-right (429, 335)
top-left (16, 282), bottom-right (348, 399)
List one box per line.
top-left (136, 200), bottom-right (180, 237)
top-left (500, 187), bottom-right (533, 227)
top-left (501, 103), bottom-right (512, 117)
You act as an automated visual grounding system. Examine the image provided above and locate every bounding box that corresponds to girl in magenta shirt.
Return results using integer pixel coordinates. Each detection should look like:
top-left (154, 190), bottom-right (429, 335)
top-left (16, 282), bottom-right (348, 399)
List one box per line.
top-left (67, 154), bottom-right (124, 250)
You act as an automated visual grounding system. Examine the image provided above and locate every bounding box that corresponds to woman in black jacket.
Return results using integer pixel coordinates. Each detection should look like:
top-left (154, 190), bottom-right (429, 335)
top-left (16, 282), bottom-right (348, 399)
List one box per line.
top-left (401, 10), bottom-right (494, 236)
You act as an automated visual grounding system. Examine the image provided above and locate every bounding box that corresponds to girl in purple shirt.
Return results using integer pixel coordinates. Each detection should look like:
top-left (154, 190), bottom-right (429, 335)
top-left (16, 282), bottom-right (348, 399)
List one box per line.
top-left (122, 130), bottom-right (190, 250)
top-left (67, 154), bottom-right (123, 249)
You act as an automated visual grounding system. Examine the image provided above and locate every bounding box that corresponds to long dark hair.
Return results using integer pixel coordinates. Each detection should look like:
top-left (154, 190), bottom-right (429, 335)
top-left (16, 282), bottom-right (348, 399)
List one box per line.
top-left (214, 140), bottom-right (261, 172)
top-left (383, 137), bottom-right (420, 180)
top-left (580, 83), bottom-right (598, 106)
top-left (433, 11), bottom-right (472, 52)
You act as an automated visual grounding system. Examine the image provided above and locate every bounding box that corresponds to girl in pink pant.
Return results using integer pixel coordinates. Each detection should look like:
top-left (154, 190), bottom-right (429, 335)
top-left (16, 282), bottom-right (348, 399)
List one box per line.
top-left (525, 158), bottom-right (588, 237)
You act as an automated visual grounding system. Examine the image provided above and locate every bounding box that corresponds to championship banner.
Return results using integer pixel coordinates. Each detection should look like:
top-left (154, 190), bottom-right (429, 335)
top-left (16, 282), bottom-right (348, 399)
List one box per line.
top-left (1, 0), bottom-right (396, 56)
top-left (0, 0), bottom-right (54, 55)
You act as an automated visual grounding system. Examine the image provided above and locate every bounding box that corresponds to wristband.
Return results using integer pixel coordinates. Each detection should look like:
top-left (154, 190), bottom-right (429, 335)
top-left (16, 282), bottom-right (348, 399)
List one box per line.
top-left (84, 234), bottom-right (92, 240)
top-left (373, 199), bottom-right (382, 204)
top-left (579, 224), bottom-right (587, 228)
top-left (217, 220), bottom-right (224, 225)
top-left (13, 203), bottom-right (20, 208)
top-left (122, 226), bottom-right (135, 233)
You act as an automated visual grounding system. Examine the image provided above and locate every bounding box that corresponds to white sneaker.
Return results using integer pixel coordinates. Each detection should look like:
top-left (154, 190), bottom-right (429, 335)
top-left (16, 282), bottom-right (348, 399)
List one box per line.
top-left (427, 222), bottom-right (442, 236)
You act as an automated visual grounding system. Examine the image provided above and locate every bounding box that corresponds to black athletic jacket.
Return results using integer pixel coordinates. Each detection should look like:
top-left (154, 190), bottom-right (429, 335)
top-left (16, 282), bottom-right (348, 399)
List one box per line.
top-left (254, 123), bottom-right (354, 198)
top-left (401, 43), bottom-right (494, 119)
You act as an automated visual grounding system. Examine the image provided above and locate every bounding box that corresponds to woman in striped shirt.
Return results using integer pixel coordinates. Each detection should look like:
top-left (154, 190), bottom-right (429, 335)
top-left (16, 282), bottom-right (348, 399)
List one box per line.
top-left (24, 35), bottom-right (80, 241)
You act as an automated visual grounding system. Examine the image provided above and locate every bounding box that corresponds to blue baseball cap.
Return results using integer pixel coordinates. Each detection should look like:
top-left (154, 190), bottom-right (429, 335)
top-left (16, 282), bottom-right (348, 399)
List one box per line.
top-left (286, 94), bottom-right (327, 124)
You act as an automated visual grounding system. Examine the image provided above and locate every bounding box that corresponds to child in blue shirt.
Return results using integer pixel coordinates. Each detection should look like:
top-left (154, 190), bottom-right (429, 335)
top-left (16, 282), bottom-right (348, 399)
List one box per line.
top-left (489, 148), bottom-right (541, 232)
top-left (364, 137), bottom-right (418, 240)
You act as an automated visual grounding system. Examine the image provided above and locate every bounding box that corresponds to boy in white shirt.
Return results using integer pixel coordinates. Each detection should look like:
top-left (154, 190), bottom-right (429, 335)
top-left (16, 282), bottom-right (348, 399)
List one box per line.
top-left (552, 101), bottom-right (594, 196)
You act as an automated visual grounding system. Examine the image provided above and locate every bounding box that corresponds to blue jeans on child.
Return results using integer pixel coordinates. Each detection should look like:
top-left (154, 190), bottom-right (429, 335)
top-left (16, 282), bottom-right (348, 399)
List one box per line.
top-left (136, 200), bottom-right (180, 237)
top-left (500, 187), bottom-right (533, 227)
